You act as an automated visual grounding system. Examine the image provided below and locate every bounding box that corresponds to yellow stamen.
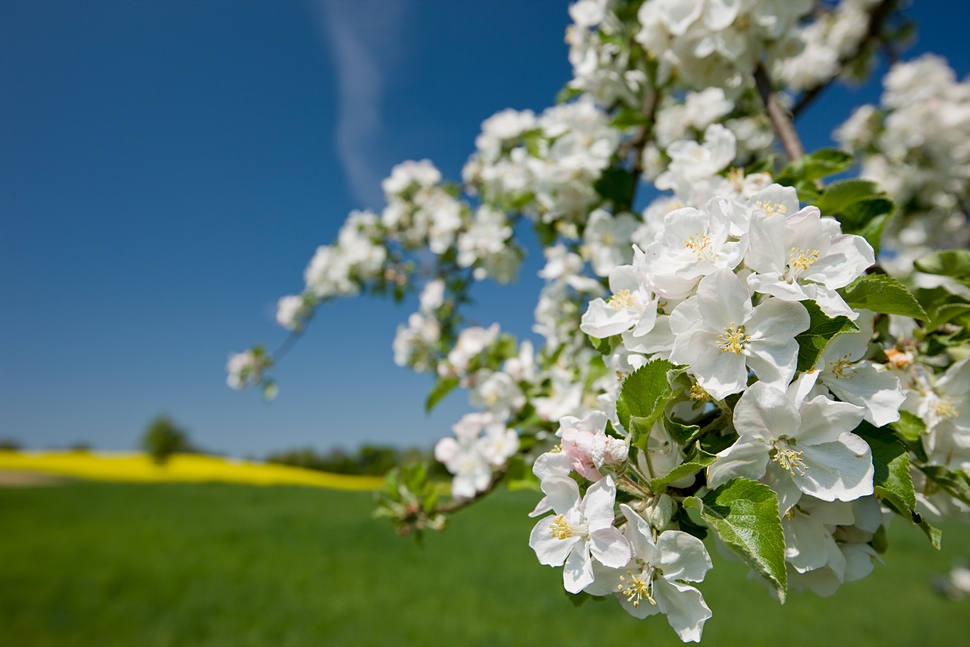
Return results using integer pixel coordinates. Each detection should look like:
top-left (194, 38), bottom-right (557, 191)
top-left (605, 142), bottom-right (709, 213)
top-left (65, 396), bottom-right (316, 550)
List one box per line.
top-left (549, 514), bottom-right (574, 540)
top-left (684, 233), bottom-right (713, 259)
top-left (757, 201), bottom-right (788, 217)
top-left (608, 289), bottom-right (635, 311)
top-left (789, 247), bottom-right (820, 272)
top-left (727, 167), bottom-right (745, 191)
top-left (717, 323), bottom-right (750, 355)
top-left (828, 354), bottom-right (855, 380)
top-left (689, 383), bottom-right (711, 402)
top-left (936, 397), bottom-right (959, 421)
top-left (773, 439), bottom-right (808, 477)
top-left (618, 570), bottom-right (656, 607)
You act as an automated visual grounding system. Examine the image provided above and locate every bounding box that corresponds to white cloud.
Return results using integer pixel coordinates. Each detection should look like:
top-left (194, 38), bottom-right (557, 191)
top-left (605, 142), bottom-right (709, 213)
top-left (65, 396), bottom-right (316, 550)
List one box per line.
top-left (313, 0), bottom-right (411, 208)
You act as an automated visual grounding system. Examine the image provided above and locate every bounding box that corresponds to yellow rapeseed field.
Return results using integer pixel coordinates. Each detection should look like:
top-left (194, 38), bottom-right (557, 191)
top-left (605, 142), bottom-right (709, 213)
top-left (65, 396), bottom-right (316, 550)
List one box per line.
top-left (0, 450), bottom-right (384, 491)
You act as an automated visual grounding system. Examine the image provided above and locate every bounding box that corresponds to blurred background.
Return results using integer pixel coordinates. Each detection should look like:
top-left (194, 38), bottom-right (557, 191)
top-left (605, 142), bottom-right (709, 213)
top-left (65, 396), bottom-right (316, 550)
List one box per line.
top-left (2, 1), bottom-right (970, 645)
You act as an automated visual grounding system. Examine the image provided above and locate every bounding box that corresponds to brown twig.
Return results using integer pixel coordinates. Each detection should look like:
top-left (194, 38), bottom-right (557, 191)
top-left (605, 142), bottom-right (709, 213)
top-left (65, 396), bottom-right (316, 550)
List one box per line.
top-left (754, 65), bottom-right (805, 162)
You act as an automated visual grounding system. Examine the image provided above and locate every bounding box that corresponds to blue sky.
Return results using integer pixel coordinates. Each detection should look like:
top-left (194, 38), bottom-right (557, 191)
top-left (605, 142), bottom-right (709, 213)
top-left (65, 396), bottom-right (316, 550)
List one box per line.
top-left (1, 1), bottom-right (966, 456)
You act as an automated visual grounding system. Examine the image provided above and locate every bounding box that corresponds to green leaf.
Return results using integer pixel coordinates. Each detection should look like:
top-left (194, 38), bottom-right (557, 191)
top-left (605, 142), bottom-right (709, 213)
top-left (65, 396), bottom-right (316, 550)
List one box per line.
top-left (616, 360), bottom-right (676, 450)
top-left (926, 303), bottom-right (970, 332)
top-left (812, 179), bottom-right (883, 214)
top-left (853, 422), bottom-right (917, 514)
top-left (920, 465), bottom-right (970, 506)
top-left (916, 513), bottom-right (943, 550)
top-left (425, 377), bottom-right (459, 413)
top-left (841, 275), bottom-right (928, 321)
top-left (649, 444), bottom-right (716, 492)
top-left (914, 250), bottom-right (970, 279)
top-left (836, 197), bottom-right (894, 256)
top-left (890, 410), bottom-right (925, 443)
top-left (593, 167), bottom-right (635, 208)
top-left (683, 478), bottom-right (787, 601)
top-left (586, 333), bottom-right (618, 355)
top-left (795, 300), bottom-right (860, 371)
top-left (504, 456), bottom-right (540, 493)
top-left (673, 505), bottom-right (708, 540)
top-left (777, 148), bottom-right (853, 184)
top-left (665, 417), bottom-right (701, 445)
top-left (612, 106), bottom-right (649, 129)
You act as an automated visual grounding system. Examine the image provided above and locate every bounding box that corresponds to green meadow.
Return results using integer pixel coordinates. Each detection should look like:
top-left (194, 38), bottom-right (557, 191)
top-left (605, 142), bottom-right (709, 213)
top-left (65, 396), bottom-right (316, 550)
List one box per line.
top-left (2, 482), bottom-right (969, 646)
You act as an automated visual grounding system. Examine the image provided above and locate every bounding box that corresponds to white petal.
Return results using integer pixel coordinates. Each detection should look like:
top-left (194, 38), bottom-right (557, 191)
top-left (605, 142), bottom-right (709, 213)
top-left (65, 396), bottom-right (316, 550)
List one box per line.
top-left (795, 433), bottom-right (874, 502)
top-left (563, 541), bottom-right (594, 593)
top-left (707, 437), bottom-right (769, 490)
top-left (583, 475), bottom-right (618, 530)
top-left (784, 512), bottom-right (833, 573)
top-left (620, 504), bottom-right (658, 563)
top-left (532, 451), bottom-right (573, 481)
top-left (734, 382), bottom-right (800, 442)
top-left (795, 394), bottom-right (866, 446)
top-left (821, 362), bottom-right (905, 427)
top-left (657, 531), bottom-right (713, 582)
top-left (653, 578), bottom-right (712, 643)
top-left (540, 476), bottom-right (582, 515)
top-left (590, 527), bottom-right (632, 569)
top-left (529, 517), bottom-right (581, 566)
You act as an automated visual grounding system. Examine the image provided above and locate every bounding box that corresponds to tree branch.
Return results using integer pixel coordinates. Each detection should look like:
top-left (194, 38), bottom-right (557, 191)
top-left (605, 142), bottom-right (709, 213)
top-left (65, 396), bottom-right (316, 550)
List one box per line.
top-left (754, 65), bottom-right (805, 162)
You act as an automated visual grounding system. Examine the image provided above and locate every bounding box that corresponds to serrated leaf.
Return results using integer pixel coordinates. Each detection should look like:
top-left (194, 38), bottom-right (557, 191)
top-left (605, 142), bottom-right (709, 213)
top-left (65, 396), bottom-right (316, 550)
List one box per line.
top-left (649, 444), bottom-right (716, 491)
top-left (425, 377), bottom-right (459, 413)
top-left (914, 250), bottom-right (970, 279)
top-left (616, 360), bottom-right (676, 449)
top-left (683, 478), bottom-right (787, 601)
top-left (841, 275), bottom-right (928, 321)
top-left (812, 179), bottom-right (882, 214)
top-left (916, 513), bottom-right (943, 550)
top-left (795, 300), bottom-right (860, 371)
top-left (854, 422), bottom-right (917, 514)
top-left (920, 465), bottom-right (970, 506)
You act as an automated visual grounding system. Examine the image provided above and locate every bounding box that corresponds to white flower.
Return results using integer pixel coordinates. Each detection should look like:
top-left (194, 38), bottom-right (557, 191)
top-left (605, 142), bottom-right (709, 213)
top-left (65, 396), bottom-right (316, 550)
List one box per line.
top-left (586, 505), bottom-right (713, 643)
top-left (708, 374), bottom-right (873, 509)
top-left (745, 205), bottom-right (874, 319)
top-left (581, 247), bottom-right (659, 338)
top-left (529, 475), bottom-right (631, 593)
top-left (435, 412), bottom-right (517, 499)
top-left (669, 269), bottom-right (809, 399)
top-left (276, 295), bottom-right (304, 330)
top-left (583, 209), bottom-right (640, 277)
top-left (469, 370), bottom-right (525, 418)
top-left (814, 310), bottom-right (905, 427)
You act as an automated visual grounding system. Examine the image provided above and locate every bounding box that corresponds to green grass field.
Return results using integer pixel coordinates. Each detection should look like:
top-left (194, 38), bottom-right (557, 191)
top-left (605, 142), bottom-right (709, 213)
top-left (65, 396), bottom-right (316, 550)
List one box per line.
top-left (1, 482), bottom-right (969, 646)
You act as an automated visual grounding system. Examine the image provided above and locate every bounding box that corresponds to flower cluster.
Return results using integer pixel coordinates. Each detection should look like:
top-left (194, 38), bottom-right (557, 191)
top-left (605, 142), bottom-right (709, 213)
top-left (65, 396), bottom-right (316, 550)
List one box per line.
top-left (232, 1), bottom-right (970, 643)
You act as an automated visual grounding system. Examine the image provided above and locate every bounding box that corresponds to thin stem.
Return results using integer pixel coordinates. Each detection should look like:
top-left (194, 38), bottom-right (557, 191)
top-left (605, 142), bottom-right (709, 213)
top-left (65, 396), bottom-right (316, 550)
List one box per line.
top-left (754, 64), bottom-right (805, 162)
top-left (436, 467), bottom-right (508, 514)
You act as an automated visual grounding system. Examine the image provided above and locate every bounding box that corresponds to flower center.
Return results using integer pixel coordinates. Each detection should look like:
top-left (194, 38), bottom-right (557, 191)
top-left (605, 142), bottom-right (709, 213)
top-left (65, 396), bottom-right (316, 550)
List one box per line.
top-left (727, 167), bottom-right (745, 191)
top-left (827, 354), bottom-right (855, 379)
top-left (789, 247), bottom-right (820, 273)
top-left (684, 233), bottom-right (713, 260)
top-left (772, 438), bottom-right (808, 477)
top-left (757, 200), bottom-right (787, 217)
top-left (618, 569), bottom-right (656, 607)
top-left (549, 514), bottom-right (586, 540)
top-left (717, 323), bottom-right (750, 354)
top-left (608, 289), bottom-right (636, 311)
top-left (936, 397), bottom-right (959, 421)
top-left (689, 383), bottom-right (711, 402)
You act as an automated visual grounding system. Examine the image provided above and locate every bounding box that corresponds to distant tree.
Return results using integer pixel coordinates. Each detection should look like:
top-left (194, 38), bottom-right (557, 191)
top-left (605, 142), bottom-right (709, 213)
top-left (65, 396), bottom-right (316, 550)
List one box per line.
top-left (0, 437), bottom-right (21, 451)
top-left (140, 416), bottom-right (192, 465)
